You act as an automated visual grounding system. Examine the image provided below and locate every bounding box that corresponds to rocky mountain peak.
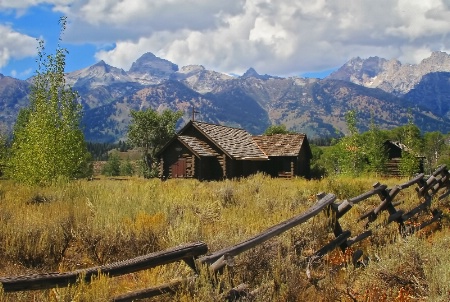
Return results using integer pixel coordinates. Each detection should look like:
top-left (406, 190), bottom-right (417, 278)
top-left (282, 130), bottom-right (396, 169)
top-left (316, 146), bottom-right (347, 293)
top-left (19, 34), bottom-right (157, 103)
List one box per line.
top-left (242, 67), bottom-right (260, 78)
top-left (419, 51), bottom-right (450, 72)
top-left (425, 51), bottom-right (450, 61)
top-left (65, 60), bottom-right (132, 88)
top-left (328, 56), bottom-right (388, 84)
top-left (90, 60), bottom-right (116, 73)
top-left (241, 67), bottom-right (279, 80)
top-left (127, 52), bottom-right (178, 85)
top-left (129, 52), bottom-right (178, 75)
top-left (327, 51), bottom-right (450, 95)
top-left (4, 50), bottom-right (450, 142)
top-left (359, 56), bottom-right (387, 77)
top-left (82, 60), bottom-right (126, 75)
top-left (95, 60), bottom-right (107, 66)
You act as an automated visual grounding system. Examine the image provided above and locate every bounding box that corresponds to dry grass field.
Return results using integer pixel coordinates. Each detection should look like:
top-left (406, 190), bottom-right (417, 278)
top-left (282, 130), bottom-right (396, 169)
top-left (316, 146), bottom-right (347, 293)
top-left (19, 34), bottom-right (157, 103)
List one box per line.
top-left (0, 174), bottom-right (449, 301)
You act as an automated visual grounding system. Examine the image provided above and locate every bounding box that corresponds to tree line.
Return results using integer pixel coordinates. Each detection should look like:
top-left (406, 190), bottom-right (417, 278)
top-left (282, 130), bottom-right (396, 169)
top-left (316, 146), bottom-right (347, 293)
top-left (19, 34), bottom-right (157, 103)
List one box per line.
top-left (86, 141), bottom-right (131, 161)
top-left (309, 111), bottom-right (450, 178)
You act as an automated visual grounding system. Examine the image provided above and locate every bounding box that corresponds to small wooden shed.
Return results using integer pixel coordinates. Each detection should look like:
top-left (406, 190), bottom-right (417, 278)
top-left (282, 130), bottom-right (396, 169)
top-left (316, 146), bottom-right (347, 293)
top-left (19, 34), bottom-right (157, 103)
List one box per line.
top-left (157, 121), bottom-right (311, 180)
top-left (384, 140), bottom-right (424, 176)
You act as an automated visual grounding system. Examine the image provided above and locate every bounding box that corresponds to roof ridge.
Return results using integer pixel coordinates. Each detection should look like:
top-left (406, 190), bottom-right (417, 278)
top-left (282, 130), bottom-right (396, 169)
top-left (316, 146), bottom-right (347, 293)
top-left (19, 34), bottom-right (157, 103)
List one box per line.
top-left (252, 133), bottom-right (306, 137)
top-left (193, 120), bottom-right (245, 131)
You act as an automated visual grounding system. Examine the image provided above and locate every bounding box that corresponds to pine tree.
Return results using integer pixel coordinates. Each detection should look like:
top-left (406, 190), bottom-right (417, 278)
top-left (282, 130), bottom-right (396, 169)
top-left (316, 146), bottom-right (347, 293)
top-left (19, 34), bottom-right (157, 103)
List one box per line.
top-left (7, 17), bottom-right (90, 184)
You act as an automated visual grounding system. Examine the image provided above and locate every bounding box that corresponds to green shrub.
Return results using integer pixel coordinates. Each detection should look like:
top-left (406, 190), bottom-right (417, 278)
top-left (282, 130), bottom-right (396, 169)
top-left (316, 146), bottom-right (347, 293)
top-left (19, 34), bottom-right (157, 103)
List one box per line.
top-left (102, 153), bottom-right (121, 176)
top-left (120, 158), bottom-right (134, 176)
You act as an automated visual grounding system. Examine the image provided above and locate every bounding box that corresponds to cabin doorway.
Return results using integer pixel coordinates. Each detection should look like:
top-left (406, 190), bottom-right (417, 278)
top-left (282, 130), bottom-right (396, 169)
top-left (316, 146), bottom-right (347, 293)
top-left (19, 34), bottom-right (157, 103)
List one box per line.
top-left (171, 158), bottom-right (187, 178)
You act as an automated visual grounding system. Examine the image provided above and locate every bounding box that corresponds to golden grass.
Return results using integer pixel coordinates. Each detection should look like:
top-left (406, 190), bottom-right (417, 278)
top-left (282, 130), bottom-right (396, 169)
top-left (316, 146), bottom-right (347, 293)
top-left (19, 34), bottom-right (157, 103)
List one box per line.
top-left (0, 174), bottom-right (449, 301)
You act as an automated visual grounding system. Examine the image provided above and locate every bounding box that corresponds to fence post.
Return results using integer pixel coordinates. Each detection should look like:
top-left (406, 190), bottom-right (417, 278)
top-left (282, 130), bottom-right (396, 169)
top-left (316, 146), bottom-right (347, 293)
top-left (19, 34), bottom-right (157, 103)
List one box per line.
top-left (323, 193), bottom-right (349, 253)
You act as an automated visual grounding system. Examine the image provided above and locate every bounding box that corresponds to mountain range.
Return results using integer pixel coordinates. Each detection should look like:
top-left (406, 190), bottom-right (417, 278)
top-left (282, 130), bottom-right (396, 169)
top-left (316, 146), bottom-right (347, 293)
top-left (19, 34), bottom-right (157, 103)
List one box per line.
top-left (1, 51), bottom-right (450, 142)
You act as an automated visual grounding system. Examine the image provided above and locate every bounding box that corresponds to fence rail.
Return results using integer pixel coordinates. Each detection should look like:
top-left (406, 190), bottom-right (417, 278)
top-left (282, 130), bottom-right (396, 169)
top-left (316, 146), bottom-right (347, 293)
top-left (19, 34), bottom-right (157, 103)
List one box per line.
top-left (198, 193), bottom-right (336, 265)
top-left (1, 165), bottom-right (449, 301)
top-left (0, 242), bottom-right (207, 292)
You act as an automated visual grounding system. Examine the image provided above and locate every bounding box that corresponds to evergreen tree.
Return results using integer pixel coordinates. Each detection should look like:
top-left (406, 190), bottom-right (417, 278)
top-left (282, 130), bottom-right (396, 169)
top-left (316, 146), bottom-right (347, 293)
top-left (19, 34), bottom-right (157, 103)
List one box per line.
top-left (7, 17), bottom-right (90, 184)
top-left (86, 141), bottom-right (123, 160)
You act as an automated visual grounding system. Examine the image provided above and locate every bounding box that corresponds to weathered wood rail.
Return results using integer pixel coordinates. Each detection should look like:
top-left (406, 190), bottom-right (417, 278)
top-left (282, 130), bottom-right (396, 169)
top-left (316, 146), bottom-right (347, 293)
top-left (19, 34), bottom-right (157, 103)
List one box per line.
top-left (1, 165), bottom-right (449, 301)
top-left (0, 242), bottom-right (207, 292)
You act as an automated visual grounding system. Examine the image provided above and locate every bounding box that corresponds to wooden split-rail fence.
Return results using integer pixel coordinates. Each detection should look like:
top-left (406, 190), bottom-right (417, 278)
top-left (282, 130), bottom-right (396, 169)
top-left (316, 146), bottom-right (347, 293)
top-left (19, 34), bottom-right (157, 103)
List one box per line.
top-left (1, 165), bottom-right (449, 301)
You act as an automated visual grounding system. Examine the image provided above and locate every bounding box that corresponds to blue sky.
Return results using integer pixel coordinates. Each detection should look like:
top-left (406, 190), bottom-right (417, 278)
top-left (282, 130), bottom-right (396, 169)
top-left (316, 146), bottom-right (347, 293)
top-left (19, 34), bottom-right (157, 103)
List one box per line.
top-left (2, 1), bottom-right (450, 80)
top-left (0, 5), bottom-right (98, 79)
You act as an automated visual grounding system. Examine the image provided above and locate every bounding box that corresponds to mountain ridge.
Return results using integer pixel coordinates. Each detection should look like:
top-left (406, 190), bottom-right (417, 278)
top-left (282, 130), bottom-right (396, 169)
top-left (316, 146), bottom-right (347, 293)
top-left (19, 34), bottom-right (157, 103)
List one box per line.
top-left (1, 51), bottom-right (450, 142)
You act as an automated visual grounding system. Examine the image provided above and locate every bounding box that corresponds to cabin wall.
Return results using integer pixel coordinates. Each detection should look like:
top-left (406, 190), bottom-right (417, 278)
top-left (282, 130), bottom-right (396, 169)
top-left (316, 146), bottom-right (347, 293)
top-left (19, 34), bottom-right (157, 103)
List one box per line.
top-left (260, 157), bottom-right (292, 177)
top-left (258, 154), bottom-right (311, 179)
top-left (241, 160), bottom-right (264, 177)
top-left (159, 141), bottom-right (197, 179)
top-left (219, 159), bottom-right (263, 179)
top-left (297, 146), bottom-right (311, 178)
top-left (199, 156), bottom-right (224, 180)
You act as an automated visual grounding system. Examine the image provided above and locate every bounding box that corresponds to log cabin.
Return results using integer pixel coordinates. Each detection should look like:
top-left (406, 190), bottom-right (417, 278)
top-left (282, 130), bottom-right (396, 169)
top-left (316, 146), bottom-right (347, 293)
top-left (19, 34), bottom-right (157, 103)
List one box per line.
top-left (157, 121), bottom-right (311, 180)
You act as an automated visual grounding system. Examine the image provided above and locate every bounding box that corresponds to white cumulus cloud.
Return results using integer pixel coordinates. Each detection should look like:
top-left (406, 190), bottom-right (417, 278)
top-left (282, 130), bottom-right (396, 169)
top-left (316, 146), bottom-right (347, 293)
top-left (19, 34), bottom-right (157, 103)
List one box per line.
top-left (0, 25), bottom-right (37, 68)
top-left (0, 0), bottom-right (73, 13)
top-left (6, 0), bottom-right (450, 76)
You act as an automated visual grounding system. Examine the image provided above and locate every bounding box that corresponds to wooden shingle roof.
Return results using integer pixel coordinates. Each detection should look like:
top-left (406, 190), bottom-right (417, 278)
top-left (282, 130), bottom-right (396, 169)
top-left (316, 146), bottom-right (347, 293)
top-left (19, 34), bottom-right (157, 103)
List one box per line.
top-left (192, 121), bottom-right (268, 159)
top-left (252, 134), bottom-right (307, 156)
top-left (178, 135), bottom-right (219, 157)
